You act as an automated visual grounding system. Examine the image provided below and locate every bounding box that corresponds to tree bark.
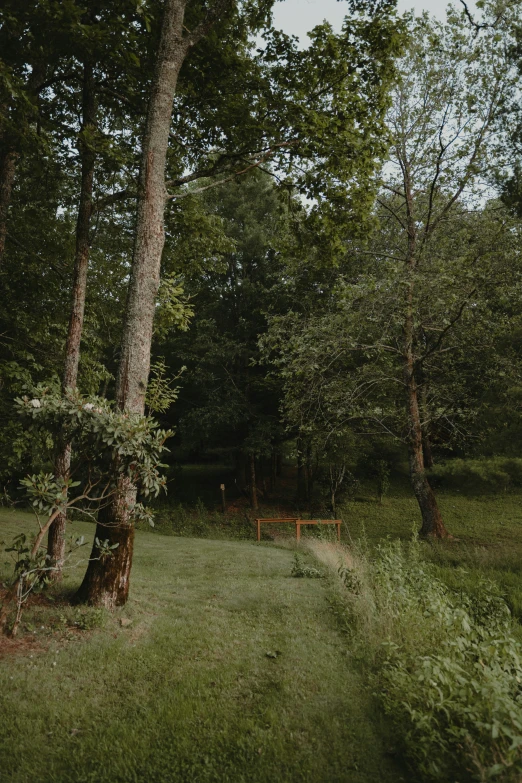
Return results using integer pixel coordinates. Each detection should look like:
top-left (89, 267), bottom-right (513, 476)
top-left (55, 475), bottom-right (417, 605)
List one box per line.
top-left (404, 355), bottom-right (448, 537)
top-left (0, 62), bottom-right (47, 269)
top-left (0, 149), bottom-right (17, 267)
top-left (75, 0), bottom-right (200, 607)
top-left (418, 381), bottom-right (434, 469)
top-left (47, 62), bottom-right (97, 578)
top-left (296, 438), bottom-right (305, 501)
top-left (401, 155), bottom-right (449, 538)
top-left (249, 452), bottom-right (258, 510)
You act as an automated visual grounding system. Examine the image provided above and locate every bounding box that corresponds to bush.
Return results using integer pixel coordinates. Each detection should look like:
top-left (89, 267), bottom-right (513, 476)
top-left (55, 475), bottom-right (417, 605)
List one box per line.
top-left (311, 539), bottom-right (522, 782)
top-left (429, 458), bottom-right (522, 494)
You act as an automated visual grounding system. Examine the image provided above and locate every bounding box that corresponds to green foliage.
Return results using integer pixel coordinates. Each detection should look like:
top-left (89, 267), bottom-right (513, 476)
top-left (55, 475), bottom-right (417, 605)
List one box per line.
top-left (16, 387), bottom-right (172, 503)
top-left (146, 358), bottom-right (185, 415)
top-left (331, 540), bottom-right (522, 781)
top-left (290, 552), bottom-right (323, 579)
top-left (429, 458), bottom-right (522, 495)
top-left (154, 278), bottom-right (194, 340)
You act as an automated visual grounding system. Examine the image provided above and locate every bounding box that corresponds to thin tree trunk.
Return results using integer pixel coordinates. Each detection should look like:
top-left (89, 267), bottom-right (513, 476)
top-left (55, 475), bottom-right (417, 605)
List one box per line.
top-left (0, 149), bottom-right (17, 267)
top-left (422, 431), bottom-right (434, 470)
top-left (249, 452), bottom-right (258, 510)
top-left (0, 63), bottom-right (46, 269)
top-left (296, 438), bottom-right (305, 501)
top-left (47, 62), bottom-right (96, 578)
top-left (402, 156), bottom-right (449, 538)
top-left (404, 356), bottom-right (447, 537)
top-left (305, 442), bottom-right (313, 508)
top-left (75, 0), bottom-right (209, 607)
top-left (419, 381), bottom-right (434, 469)
top-left (270, 451), bottom-right (277, 490)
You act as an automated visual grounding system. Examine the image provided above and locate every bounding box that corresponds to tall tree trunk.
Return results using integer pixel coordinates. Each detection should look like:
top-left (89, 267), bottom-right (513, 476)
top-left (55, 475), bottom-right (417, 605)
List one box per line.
top-left (402, 158), bottom-right (448, 539)
top-left (0, 148), bottom-right (17, 267)
top-left (249, 452), bottom-right (258, 510)
top-left (296, 438), bottom-right (305, 501)
top-left (75, 0), bottom-right (202, 607)
top-left (418, 381), bottom-right (434, 469)
top-left (403, 284), bottom-right (447, 537)
top-left (0, 63), bottom-right (46, 268)
top-left (47, 62), bottom-right (96, 578)
top-left (404, 357), bottom-right (447, 537)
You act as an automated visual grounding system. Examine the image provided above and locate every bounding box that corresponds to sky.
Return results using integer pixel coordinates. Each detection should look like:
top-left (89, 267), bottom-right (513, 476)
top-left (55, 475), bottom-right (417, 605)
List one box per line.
top-left (271, 0), bottom-right (478, 45)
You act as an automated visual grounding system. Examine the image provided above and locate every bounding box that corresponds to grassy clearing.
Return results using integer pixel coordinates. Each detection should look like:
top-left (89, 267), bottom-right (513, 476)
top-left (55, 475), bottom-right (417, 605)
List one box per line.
top-left (0, 508), bottom-right (406, 783)
top-left (149, 469), bottom-right (522, 627)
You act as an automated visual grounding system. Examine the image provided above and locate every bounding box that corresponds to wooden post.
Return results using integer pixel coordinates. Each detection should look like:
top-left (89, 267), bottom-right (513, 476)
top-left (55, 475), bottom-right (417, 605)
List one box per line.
top-left (296, 521), bottom-right (301, 542)
top-left (336, 521), bottom-right (341, 542)
top-left (220, 483), bottom-right (226, 513)
top-left (257, 518), bottom-right (261, 542)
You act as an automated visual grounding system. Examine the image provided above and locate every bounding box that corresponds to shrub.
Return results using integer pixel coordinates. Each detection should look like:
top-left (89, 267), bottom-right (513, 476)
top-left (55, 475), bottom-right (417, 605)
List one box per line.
top-left (429, 458), bottom-right (522, 494)
top-left (310, 539), bottom-right (522, 782)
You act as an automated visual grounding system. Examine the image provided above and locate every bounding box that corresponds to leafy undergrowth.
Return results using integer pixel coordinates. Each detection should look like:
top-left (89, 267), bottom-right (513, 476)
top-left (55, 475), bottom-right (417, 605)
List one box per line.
top-left (0, 509), bottom-right (407, 783)
top-left (309, 538), bottom-right (522, 783)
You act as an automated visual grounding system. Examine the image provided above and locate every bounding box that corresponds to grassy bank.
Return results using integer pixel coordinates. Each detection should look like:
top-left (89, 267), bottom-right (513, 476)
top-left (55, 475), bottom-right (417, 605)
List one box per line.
top-left (0, 509), bottom-right (406, 783)
top-left (309, 537), bottom-right (522, 782)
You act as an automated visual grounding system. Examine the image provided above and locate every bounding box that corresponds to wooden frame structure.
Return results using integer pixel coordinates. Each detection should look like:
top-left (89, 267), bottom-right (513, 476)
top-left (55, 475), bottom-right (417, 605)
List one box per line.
top-left (255, 517), bottom-right (341, 543)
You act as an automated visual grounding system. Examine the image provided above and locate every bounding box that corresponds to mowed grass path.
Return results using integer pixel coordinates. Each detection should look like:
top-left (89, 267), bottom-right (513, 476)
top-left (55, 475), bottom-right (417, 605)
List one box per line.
top-left (0, 511), bottom-right (406, 783)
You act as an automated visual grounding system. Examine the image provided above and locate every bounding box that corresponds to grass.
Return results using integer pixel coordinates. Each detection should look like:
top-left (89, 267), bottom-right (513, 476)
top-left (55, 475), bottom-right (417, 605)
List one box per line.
top-left (150, 468), bottom-right (522, 630)
top-left (340, 488), bottom-right (522, 628)
top-left (0, 508), bottom-right (406, 783)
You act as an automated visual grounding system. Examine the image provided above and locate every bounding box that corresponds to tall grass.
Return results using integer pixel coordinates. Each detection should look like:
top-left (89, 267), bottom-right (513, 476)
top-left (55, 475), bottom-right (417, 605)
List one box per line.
top-left (307, 538), bottom-right (522, 782)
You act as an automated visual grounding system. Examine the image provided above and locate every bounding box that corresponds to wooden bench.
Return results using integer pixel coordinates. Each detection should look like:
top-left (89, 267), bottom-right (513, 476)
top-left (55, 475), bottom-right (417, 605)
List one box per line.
top-left (255, 518), bottom-right (341, 543)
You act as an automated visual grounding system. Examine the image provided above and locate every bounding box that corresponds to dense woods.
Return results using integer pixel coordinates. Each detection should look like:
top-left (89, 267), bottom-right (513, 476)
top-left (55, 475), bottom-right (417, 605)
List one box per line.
top-left (0, 0), bottom-right (521, 610)
top-left (4, 2), bottom-right (522, 782)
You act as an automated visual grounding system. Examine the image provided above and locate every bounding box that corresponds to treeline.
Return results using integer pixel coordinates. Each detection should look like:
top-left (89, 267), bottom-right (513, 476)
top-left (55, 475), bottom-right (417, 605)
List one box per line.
top-left (0, 0), bottom-right (521, 620)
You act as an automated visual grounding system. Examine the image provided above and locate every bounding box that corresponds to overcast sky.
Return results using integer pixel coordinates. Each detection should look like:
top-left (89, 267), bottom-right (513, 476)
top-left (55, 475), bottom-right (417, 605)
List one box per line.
top-left (271, 0), bottom-right (477, 44)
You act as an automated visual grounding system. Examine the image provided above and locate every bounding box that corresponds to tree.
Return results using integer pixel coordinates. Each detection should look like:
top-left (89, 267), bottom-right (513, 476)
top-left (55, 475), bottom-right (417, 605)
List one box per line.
top-left (265, 10), bottom-right (520, 537)
top-left (46, 0), bottom-right (160, 577)
top-left (73, 0), bottom-right (404, 605)
top-left (75, 0), bottom-right (240, 607)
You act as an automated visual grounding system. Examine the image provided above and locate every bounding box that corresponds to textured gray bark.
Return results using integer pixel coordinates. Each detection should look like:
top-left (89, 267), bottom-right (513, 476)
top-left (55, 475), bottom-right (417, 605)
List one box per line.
top-left (47, 62), bottom-right (97, 577)
top-left (76, 0), bottom-right (224, 607)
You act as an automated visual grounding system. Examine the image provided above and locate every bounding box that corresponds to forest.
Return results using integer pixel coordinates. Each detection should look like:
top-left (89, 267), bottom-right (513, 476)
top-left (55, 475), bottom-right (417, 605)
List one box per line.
top-left (2, 0), bottom-right (522, 781)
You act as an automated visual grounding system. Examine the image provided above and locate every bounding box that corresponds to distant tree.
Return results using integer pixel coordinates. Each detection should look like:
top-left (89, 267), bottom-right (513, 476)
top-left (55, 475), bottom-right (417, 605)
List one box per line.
top-left (266, 11), bottom-right (520, 537)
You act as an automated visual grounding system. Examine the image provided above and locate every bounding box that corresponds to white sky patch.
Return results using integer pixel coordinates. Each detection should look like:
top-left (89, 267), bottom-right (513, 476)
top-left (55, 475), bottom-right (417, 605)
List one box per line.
top-left (269, 0), bottom-right (478, 46)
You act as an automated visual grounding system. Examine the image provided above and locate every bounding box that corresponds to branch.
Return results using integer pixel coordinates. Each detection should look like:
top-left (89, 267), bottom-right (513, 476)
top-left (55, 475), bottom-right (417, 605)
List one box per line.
top-left (418, 290), bottom-right (476, 365)
top-left (5, 232), bottom-right (67, 278)
top-left (167, 145), bottom-right (294, 200)
top-left (458, 0), bottom-right (505, 34)
top-left (185, 0), bottom-right (235, 48)
top-left (92, 189), bottom-right (134, 214)
top-left (376, 198), bottom-right (407, 230)
top-left (165, 141), bottom-right (298, 189)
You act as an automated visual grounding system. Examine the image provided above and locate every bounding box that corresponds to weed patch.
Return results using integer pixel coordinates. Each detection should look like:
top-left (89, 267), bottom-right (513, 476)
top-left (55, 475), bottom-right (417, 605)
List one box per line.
top-left (310, 539), bottom-right (522, 782)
